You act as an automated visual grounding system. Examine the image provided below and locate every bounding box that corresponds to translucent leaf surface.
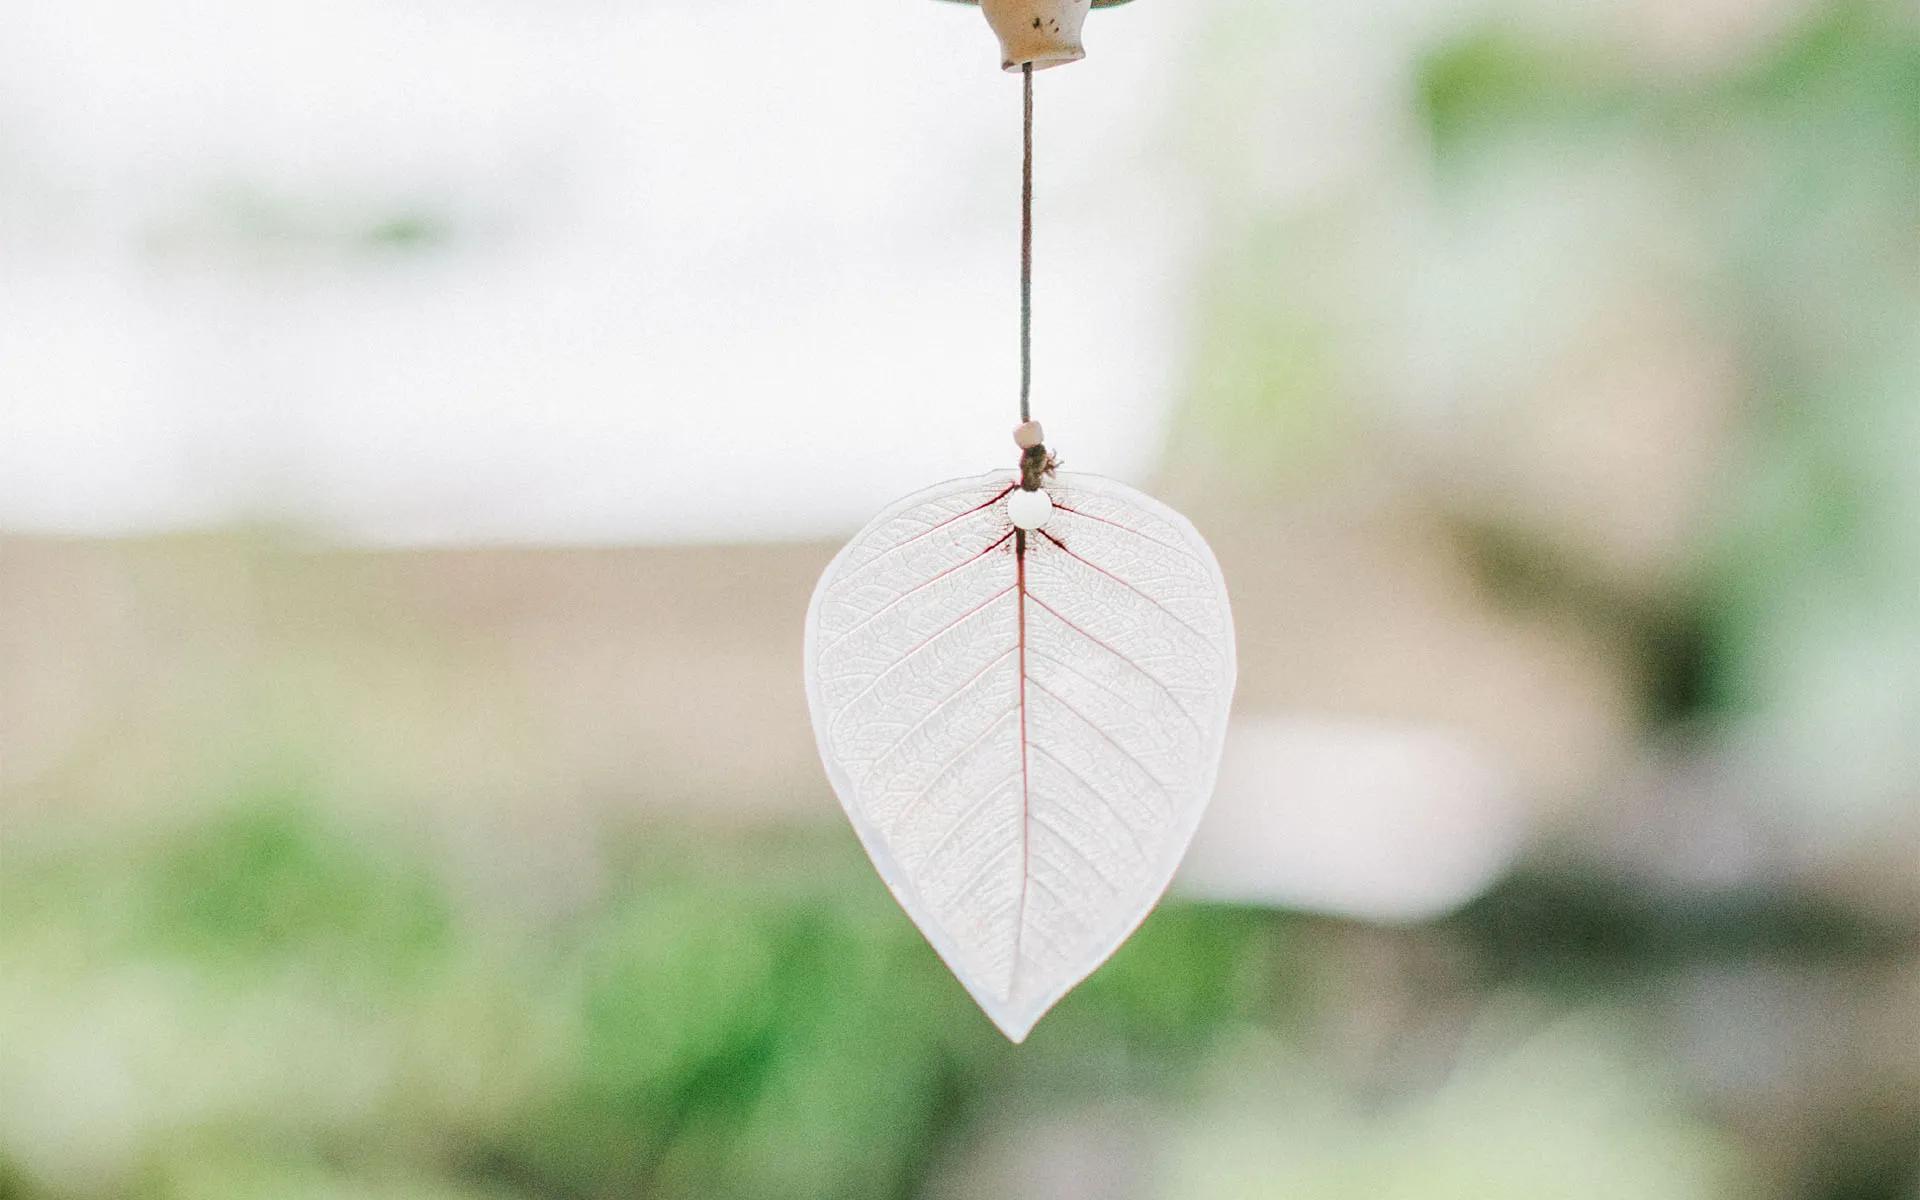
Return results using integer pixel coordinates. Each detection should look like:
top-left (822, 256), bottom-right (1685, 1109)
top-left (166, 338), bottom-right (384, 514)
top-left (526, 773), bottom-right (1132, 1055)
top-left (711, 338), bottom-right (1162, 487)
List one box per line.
top-left (804, 469), bottom-right (1236, 1040)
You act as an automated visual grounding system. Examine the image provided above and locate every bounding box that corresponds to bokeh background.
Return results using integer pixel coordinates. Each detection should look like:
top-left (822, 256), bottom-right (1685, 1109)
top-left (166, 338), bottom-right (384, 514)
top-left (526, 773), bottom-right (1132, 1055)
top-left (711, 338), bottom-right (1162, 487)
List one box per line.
top-left (3, 0), bottom-right (1917, 1197)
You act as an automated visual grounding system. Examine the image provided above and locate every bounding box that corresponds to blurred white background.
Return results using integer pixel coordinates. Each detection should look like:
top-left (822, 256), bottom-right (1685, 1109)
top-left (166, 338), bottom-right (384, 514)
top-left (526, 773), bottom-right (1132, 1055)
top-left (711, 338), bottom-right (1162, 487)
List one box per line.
top-left (0, 0), bottom-right (1204, 542)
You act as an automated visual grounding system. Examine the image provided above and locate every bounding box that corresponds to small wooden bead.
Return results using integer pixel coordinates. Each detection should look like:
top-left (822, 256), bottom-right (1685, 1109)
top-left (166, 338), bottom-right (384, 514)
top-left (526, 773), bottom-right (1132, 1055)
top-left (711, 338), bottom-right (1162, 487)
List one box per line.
top-left (1013, 420), bottom-right (1045, 450)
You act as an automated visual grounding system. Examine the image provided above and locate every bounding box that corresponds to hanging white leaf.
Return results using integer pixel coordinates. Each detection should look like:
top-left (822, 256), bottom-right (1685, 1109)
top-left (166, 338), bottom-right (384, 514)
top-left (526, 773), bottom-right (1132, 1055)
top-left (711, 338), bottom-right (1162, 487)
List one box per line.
top-left (804, 469), bottom-right (1236, 1041)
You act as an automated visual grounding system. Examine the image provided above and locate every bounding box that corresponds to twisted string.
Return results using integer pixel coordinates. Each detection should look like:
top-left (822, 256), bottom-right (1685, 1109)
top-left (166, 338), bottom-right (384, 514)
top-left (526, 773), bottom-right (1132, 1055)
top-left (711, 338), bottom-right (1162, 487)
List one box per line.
top-left (1019, 62), bottom-right (1033, 424)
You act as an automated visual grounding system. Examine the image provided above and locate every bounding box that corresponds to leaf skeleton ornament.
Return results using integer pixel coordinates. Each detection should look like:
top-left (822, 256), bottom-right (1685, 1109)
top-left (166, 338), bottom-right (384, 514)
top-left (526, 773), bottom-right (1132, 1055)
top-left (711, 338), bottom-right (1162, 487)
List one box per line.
top-left (804, 468), bottom-right (1235, 1041)
top-left (806, 3), bottom-right (1232, 1040)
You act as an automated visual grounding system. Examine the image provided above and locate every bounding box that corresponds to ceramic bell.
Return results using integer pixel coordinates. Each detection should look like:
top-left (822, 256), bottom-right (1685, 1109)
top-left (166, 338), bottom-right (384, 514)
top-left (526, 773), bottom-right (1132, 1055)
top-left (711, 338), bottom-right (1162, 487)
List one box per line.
top-left (942, 0), bottom-right (1136, 71)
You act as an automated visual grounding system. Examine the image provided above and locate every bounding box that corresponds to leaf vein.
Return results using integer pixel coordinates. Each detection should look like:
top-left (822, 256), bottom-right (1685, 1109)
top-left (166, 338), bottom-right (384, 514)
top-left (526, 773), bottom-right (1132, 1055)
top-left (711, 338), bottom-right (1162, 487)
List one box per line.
top-left (883, 706), bottom-right (1019, 835)
top-left (822, 529), bottom-right (1014, 656)
top-left (1038, 529), bottom-right (1219, 647)
top-left (831, 484), bottom-right (1013, 589)
top-left (1029, 743), bottom-right (1148, 863)
top-left (1050, 500), bottom-right (1210, 566)
top-left (1026, 674), bottom-right (1175, 803)
top-left (825, 585), bottom-right (1016, 738)
top-left (1024, 594), bottom-right (1206, 728)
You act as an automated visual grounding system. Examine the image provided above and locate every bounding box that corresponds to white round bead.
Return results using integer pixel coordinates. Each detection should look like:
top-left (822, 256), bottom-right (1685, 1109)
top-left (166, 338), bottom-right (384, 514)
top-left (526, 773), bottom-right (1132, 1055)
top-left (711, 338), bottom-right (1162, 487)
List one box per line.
top-left (1013, 420), bottom-right (1045, 450)
top-left (1008, 487), bottom-right (1053, 530)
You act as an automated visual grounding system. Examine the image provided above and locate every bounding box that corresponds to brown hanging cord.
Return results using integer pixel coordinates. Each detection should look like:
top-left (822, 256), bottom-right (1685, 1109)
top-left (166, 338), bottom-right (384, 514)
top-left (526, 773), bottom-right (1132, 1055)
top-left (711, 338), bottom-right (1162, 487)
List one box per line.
top-left (1019, 61), bottom-right (1034, 425)
top-left (1015, 63), bottom-right (1056, 493)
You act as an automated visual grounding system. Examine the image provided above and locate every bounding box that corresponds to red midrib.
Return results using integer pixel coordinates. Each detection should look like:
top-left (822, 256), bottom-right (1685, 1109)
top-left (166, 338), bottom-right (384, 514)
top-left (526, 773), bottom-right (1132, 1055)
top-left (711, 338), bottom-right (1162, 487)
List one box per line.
top-left (1012, 527), bottom-right (1031, 998)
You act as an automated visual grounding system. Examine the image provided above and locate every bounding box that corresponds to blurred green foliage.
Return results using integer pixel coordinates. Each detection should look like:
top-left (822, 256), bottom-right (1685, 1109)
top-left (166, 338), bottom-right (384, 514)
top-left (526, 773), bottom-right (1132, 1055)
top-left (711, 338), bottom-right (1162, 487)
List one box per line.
top-left (5, 787), bottom-right (1909, 1199)
top-left (1186, 0), bottom-right (1920, 820)
top-left (146, 804), bottom-right (453, 974)
top-left (0, 798), bottom-right (1285, 1200)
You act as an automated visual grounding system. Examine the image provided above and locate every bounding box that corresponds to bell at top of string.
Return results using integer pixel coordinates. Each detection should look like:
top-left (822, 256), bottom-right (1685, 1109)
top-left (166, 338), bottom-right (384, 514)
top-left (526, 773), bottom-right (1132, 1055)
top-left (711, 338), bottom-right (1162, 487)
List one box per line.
top-left (937, 0), bottom-right (1137, 72)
